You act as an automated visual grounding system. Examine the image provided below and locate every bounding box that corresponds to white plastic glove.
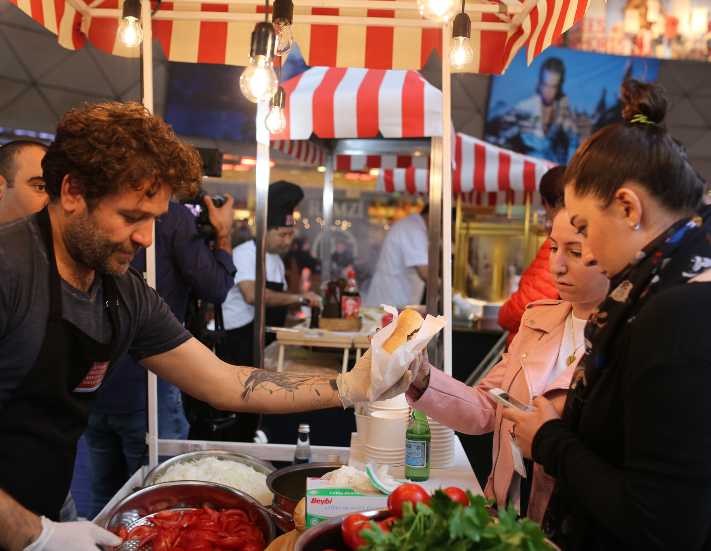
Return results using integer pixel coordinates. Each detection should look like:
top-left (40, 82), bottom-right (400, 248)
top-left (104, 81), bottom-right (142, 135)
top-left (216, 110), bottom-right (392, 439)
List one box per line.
top-left (336, 349), bottom-right (414, 408)
top-left (23, 516), bottom-right (122, 551)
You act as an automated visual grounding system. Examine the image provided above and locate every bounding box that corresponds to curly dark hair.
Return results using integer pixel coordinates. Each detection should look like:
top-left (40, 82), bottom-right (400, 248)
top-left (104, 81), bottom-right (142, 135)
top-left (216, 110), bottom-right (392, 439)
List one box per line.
top-left (43, 102), bottom-right (201, 206)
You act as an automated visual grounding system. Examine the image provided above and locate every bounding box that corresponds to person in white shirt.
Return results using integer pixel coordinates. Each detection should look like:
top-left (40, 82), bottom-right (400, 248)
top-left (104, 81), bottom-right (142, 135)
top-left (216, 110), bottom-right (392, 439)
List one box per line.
top-left (218, 181), bottom-right (320, 367)
top-left (364, 208), bottom-right (429, 308)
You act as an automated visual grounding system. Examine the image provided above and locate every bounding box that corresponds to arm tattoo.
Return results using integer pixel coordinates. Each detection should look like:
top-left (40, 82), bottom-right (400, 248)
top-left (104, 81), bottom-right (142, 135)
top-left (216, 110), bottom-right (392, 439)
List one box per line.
top-left (239, 369), bottom-right (336, 402)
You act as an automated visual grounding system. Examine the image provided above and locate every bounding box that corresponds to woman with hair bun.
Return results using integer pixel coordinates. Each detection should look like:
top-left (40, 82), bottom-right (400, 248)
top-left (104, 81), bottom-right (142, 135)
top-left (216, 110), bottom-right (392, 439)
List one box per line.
top-left (503, 79), bottom-right (711, 549)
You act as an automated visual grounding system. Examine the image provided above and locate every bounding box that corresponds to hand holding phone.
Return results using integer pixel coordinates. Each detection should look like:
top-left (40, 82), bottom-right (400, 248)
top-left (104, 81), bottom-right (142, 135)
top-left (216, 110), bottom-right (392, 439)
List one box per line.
top-left (488, 388), bottom-right (535, 412)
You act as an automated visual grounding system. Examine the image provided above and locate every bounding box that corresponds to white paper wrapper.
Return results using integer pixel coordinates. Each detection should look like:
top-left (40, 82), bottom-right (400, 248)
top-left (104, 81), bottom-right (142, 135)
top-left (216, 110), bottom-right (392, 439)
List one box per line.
top-left (369, 305), bottom-right (445, 401)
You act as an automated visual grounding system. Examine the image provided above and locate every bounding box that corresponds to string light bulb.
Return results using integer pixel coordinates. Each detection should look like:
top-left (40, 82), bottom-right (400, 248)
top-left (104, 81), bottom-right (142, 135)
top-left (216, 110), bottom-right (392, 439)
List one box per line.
top-left (265, 87), bottom-right (287, 134)
top-left (417, 0), bottom-right (458, 22)
top-left (450, 11), bottom-right (474, 68)
top-left (118, 0), bottom-right (143, 48)
top-left (239, 22), bottom-right (279, 103)
top-left (272, 0), bottom-right (294, 56)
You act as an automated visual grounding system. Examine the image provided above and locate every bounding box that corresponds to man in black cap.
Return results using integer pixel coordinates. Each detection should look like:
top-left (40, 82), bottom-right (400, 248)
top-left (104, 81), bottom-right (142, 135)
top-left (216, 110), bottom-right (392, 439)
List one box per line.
top-left (218, 180), bottom-right (320, 367)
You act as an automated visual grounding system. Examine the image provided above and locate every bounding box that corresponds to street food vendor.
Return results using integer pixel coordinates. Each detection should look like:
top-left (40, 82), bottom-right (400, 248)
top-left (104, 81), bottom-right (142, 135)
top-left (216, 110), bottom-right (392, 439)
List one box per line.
top-left (364, 206), bottom-right (429, 308)
top-left (217, 180), bottom-right (321, 367)
top-left (0, 102), bottom-right (404, 551)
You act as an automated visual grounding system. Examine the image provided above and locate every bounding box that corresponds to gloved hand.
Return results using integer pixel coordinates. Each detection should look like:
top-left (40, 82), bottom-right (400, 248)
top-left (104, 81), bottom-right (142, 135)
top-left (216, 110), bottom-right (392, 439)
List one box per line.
top-left (336, 349), bottom-right (414, 408)
top-left (23, 516), bottom-right (122, 551)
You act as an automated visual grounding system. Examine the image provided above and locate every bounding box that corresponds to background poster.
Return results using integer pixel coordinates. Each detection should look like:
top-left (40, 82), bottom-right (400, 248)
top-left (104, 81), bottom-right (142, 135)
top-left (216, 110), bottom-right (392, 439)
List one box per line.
top-left (484, 47), bottom-right (660, 164)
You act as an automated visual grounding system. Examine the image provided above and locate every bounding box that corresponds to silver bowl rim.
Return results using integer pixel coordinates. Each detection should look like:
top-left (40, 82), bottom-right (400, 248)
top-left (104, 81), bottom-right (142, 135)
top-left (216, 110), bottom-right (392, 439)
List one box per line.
top-left (103, 480), bottom-right (277, 543)
top-left (142, 449), bottom-right (276, 488)
top-left (294, 509), bottom-right (386, 551)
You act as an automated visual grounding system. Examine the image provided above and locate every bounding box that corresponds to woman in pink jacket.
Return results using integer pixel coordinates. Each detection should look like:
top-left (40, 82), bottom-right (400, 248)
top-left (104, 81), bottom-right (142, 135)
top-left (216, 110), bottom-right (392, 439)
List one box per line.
top-left (406, 209), bottom-right (609, 522)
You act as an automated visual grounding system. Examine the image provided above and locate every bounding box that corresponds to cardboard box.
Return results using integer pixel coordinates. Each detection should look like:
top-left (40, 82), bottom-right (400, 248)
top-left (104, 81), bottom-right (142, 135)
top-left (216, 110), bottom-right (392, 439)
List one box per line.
top-left (305, 478), bottom-right (388, 528)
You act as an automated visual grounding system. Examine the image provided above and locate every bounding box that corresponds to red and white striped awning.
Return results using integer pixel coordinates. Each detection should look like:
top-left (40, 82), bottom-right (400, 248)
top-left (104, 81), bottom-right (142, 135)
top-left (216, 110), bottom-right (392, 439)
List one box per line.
top-left (271, 66), bottom-right (442, 141)
top-left (271, 139), bottom-right (327, 167)
top-left (335, 154), bottom-right (429, 171)
top-left (378, 133), bottom-right (555, 201)
top-left (8, 0), bottom-right (589, 74)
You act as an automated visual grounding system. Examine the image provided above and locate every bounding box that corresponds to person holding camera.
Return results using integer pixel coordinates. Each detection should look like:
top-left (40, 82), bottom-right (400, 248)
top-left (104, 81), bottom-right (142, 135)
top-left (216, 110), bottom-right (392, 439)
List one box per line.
top-left (84, 193), bottom-right (237, 516)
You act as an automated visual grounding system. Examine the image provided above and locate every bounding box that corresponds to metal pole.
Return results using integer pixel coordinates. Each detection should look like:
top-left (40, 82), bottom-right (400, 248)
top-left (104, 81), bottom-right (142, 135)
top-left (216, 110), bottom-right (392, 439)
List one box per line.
top-left (140, 0), bottom-right (159, 470)
top-left (426, 137), bottom-right (443, 370)
top-left (253, 101), bottom-right (271, 370)
top-left (321, 154), bottom-right (334, 282)
top-left (441, 21), bottom-right (453, 377)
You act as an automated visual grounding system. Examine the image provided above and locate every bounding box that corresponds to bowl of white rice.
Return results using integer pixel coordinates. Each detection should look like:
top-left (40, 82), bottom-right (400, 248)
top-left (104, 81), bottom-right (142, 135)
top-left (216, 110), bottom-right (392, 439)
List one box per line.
top-left (143, 450), bottom-right (275, 506)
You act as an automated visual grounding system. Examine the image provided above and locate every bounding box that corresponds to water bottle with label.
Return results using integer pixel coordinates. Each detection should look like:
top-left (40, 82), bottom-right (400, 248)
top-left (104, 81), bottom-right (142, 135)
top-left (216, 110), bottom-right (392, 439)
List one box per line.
top-left (405, 410), bottom-right (431, 481)
top-left (293, 423), bottom-right (312, 464)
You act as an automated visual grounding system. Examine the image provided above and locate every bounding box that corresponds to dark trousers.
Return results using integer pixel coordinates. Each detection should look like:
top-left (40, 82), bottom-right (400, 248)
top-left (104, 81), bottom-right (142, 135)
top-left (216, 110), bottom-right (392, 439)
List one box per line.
top-left (184, 324), bottom-right (260, 443)
top-left (84, 411), bottom-right (147, 518)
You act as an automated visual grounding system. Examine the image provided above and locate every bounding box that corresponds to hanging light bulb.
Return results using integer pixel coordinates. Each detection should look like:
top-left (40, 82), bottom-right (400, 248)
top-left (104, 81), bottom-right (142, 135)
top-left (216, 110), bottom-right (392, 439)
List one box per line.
top-left (265, 87), bottom-right (287, 134)
top-left (272, 0), bottom-right (294, 56)
top-left (417, 0), bottom-right (458, 22)
top-left (450, 12), bottom-right (474, 68)
top-left (118, 0), bottom-right (143, 48)
top-left (239, 22), bottom-right (279, 103)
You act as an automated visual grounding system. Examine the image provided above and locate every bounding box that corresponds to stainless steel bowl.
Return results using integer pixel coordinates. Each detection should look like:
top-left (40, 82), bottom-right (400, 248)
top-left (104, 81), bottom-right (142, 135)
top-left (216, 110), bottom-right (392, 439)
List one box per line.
top-left (143, 450), bottom-right (275, 487)
top-left (103, 481), bottom-right (276, 551)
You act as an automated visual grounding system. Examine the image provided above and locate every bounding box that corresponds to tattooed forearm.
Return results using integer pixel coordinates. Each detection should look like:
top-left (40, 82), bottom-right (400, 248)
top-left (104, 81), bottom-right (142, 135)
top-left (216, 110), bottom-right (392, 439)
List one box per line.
top-left (234, 368), bottom-right (341, 412)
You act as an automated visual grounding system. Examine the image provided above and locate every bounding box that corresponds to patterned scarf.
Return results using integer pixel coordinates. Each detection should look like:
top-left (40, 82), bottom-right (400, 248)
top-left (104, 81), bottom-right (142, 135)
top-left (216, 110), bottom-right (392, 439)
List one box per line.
top-left (544, 204), bottom-right (711, 540)
top-left (564, 205), bottom-right (711, 426)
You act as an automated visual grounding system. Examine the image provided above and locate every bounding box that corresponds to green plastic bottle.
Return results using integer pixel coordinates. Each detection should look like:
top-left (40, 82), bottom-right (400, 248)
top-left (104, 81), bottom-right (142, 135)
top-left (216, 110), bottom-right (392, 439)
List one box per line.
top-left (405, 409), bottom-right (431, 481)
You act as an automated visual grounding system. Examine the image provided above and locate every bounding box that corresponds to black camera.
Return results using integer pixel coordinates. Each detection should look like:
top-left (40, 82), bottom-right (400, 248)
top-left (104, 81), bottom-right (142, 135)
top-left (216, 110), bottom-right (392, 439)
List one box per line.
top-left (182, 190), bottom-right (227, 240)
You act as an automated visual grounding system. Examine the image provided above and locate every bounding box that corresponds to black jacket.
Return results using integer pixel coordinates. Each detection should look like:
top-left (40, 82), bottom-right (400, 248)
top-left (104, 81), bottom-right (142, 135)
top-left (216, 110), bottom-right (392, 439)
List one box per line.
top-left (533, 281), bottom-right (711, 550)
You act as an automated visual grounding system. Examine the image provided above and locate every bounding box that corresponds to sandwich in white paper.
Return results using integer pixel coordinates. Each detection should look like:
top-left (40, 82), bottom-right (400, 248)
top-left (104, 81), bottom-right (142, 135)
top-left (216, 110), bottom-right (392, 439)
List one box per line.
top-left (368, 305), bottom-right (445, 401)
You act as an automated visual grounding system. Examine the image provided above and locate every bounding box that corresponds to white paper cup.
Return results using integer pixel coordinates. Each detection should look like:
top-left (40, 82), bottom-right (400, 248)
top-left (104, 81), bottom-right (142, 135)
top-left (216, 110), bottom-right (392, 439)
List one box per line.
top-left (370, 394), bottom-right (409, 410)
top-left (366, 413), bottom-right (408, 449)
top-left (355, 413), bottom-right (370, 441)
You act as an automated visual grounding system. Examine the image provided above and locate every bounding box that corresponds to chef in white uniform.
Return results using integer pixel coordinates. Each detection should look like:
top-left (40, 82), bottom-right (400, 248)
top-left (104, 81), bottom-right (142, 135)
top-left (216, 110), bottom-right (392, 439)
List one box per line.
top-left (364, 207), bottom-right (429, 308)
top-left (218, 180), bottom-right (320, 367)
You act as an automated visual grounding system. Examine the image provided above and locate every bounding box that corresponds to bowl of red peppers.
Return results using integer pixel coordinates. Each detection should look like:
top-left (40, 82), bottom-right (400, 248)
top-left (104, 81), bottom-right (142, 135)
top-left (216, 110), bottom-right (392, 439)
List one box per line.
top-left (103, 480), bottom-right (277, 551)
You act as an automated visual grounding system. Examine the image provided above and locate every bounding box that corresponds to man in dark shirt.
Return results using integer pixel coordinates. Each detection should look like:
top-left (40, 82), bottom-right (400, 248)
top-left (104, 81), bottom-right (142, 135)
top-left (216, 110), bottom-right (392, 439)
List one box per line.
top-left (85, 199), bottom-right (237, 516)
top-left (0, 102), bottom-right (400, 551)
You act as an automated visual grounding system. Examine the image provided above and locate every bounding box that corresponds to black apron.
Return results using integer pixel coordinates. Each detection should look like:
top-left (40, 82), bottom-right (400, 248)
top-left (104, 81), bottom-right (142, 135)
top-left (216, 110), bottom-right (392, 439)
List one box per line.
top-left (188, 279), bottom-right (288, 442)
top-left (0, 209), bottom-right (121, 519)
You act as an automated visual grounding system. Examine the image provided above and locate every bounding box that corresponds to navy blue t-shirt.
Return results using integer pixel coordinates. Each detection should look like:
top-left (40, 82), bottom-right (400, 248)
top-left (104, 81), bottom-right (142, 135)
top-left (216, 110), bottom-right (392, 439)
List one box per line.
top-left (93, 202), bottom-right (236, 414)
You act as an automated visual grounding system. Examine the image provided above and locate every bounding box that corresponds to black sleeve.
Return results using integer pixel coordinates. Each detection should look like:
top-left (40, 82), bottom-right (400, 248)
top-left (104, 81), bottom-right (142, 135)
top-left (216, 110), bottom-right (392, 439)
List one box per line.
top-left (533, 284), bottom-right (711, 549)
top-left (127, 270), bottom-right (192, 360)
top-left (170, 204), bottom-right (236, 305)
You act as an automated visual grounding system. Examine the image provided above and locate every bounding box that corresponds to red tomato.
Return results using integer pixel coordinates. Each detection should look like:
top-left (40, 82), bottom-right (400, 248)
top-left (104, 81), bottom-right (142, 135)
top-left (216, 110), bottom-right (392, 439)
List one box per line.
top-left (341, 513), bottom-right (369, 550)
top-left (377, 516), bottom-right (397, 533)
top-left (442, 486), bottom-right (470, 506)
top-left (387, 484), bottom-right (430, 518)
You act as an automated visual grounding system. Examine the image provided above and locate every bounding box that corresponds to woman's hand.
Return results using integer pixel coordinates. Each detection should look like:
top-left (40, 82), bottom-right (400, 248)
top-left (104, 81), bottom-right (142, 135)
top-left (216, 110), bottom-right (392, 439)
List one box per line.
top-left (406, 349), bottom-right (432, 400)
top-left (501, 396), bottom-right (560, 458)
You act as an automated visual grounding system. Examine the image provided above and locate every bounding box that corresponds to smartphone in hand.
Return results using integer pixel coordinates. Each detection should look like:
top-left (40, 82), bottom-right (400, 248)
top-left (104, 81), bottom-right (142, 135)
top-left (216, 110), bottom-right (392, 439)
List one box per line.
top-left (488, 388), bottom-right (535, 412)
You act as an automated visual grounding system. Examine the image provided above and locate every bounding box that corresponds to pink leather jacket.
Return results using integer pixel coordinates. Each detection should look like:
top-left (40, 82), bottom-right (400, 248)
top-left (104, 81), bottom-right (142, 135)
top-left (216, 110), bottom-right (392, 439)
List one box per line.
top-left (410, 300), bottom-right (583, 522)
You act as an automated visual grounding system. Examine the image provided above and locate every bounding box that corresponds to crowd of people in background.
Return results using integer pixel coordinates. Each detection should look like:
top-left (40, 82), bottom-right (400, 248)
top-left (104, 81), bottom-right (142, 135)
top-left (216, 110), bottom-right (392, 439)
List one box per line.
top-left (1, 75), bottom-right (711, 550)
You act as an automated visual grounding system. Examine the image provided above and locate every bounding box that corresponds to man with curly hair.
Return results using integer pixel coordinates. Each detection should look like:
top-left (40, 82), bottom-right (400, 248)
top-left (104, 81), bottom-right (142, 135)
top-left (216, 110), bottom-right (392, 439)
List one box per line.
top-left (0, 102), bottom-right (410, 551)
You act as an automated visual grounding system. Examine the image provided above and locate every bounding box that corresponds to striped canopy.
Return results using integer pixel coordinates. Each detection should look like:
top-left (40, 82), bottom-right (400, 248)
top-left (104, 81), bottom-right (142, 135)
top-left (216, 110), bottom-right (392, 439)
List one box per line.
top-left (378, 132), bottom-right (555, 201)
top-left (8, 0), bottom-right (589, 73)
top-left (271, 66), bottom-right (441, 140)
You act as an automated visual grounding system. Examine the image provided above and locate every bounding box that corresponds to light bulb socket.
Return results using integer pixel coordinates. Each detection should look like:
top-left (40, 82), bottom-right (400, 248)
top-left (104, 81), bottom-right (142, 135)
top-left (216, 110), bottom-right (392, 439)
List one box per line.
top-left (122, 0), bottom-right (141, 20)
top-left (453, 11), bottom-right (471, 38)
top-left (250, 21), bottom-right (276, 59)
top-left (271, 86), bottom-right (286, 109)
top-left (273, 0), bottom-right (294, 24)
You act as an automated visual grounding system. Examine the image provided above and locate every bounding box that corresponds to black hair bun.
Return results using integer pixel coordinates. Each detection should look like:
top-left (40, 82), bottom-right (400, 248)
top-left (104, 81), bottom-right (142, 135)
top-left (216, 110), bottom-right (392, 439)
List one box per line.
top-left (620, 79), bottom-right (668, 126)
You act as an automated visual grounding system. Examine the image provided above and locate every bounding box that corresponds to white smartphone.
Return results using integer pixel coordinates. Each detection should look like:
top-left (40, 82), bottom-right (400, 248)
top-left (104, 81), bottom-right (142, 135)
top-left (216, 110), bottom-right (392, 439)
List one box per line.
top-left (488, 388), bottom-right (535, 412)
